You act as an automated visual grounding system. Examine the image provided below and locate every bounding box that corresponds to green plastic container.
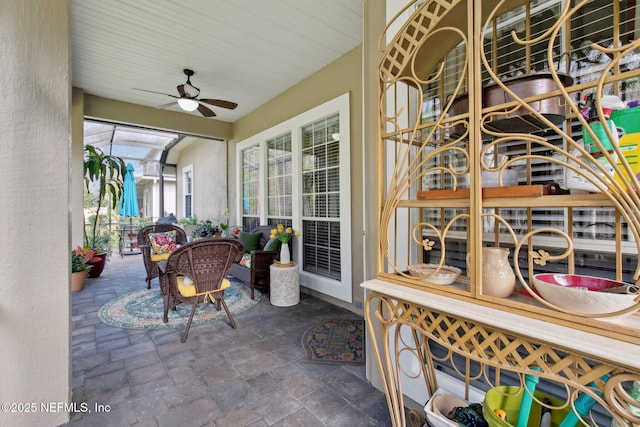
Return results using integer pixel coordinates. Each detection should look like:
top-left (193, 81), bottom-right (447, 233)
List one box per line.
top-left (582, 120), bottom-right (617, 152)
top-left (611, 106), bottom-right (640, 135)
top-left (483, 386), bottom-right (571, 427)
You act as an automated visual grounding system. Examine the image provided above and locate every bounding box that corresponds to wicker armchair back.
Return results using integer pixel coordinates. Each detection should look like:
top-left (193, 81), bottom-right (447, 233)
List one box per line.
top-left (137, 224), bottom-right (188, 289)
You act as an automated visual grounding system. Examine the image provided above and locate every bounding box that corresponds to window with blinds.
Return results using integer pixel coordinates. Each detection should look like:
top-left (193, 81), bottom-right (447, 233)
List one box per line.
top-left (183, 165), bottom-right (193, 219)
top-left (267, 132), bottom-right (292, 220)
top-left (301, 114), bottom-right (342, 280)
top-left (241, 145), bottom-right (260, 231)
top-left (418, 0), bottom-right (639, 282)
top-left (235, 93), bottom-right (351, 302)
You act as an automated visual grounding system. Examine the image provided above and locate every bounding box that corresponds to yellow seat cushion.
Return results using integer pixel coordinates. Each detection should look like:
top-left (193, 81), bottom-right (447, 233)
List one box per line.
top-left (150, 253), bottom-right (171, 262)
top-left (176, 276), bottom-right (230, 298)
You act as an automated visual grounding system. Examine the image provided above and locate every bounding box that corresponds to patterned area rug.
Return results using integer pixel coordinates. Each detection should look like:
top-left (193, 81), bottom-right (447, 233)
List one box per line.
top-left (98, 278), bottom-right (260, 330)
top-left (302, 319), bottom-right (364, 365)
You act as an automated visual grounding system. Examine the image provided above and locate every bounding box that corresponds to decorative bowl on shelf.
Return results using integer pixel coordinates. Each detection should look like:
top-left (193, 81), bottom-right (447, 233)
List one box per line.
top-left (407, 264), bottom-right (462, 285)
top-left (532, 273), bottom-right (639, 317)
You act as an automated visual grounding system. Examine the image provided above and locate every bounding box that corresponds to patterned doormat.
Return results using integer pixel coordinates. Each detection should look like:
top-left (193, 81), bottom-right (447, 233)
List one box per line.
top-left (301, 319), bottom-right (364, 365)
top-left (98, 278), bottom-right (260, 330)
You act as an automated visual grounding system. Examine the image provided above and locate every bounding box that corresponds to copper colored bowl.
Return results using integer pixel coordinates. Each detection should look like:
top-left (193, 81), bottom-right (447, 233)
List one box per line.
top-left (449, 72), bottom-right (573, 136)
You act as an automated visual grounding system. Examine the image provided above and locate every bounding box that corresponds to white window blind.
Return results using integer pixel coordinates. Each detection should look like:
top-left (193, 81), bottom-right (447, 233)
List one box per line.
top-left (241, 145), bottom-right (260, 231)
top-left (183, 165), bottom-right (193, 219)
top-left (418, 0), bottom-right (639, 284)
top-left (301, 114), bottom-right (342, 280)
top-left (267, 132), bottom-right (292, 219)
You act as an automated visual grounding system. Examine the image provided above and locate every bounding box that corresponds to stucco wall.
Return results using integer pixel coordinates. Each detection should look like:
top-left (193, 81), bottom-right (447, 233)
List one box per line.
top-left (0, 1), bottom-right (72, 425)
top-left (231, 46), bottom-right (366, 311)
top-left (176, 139), bottom-right (229, 224)
top-left (83, 95), bottom-right (233, 140)
top-left (72, 88), bottom-right (85, 248)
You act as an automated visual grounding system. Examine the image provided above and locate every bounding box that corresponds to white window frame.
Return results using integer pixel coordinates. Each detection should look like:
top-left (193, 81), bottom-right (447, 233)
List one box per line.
top-left (266, 132), bottom-right (293, 221)
top-left (236, 93), bottom-right (352, 303)
top-left (183, 164), bottom-right (193, 219)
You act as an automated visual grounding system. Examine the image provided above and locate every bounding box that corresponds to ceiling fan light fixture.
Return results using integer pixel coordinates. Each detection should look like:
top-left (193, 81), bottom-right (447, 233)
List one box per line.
top-left (183, 83), bottom-right (200, 98)
top-left (177, 98), bottom-right (199, 112)
top-left (136, 69), bottom-right (237, 118)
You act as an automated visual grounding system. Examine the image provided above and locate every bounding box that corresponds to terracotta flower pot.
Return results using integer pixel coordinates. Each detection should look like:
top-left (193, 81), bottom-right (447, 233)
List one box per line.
top-left (71, 271), bottom-right (87, 292)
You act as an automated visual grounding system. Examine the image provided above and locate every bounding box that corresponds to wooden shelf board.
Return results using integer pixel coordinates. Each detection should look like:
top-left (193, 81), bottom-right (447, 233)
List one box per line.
top-left (410, 188), bottom-right (614, 208)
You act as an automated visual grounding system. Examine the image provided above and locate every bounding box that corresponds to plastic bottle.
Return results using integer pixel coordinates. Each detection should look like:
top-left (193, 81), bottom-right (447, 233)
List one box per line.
top-left (611, 381), bottom-right (640, 427)
top-left (516, 367), bottom-right (542, 427)
top-left (540, 398), bottom-right (552, 427)
top-left (558, 391), bottom-right (598, 427)
top-left (559, 374), bottom-right (611, 427)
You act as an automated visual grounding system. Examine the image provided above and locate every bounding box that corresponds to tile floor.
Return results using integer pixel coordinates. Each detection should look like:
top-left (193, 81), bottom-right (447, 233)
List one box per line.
top-left (68, 253), bottom-right (394, 426)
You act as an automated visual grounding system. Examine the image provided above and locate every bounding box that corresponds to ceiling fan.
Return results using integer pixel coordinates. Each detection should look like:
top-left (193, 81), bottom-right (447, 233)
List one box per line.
top-left (135, 69), bottom-right (237, 117)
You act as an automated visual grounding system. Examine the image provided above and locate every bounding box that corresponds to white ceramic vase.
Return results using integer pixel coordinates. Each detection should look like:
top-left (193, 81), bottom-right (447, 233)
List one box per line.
top-left (467, 247), bottom-right (516, 297)
top-left (480, 247), bottom-right (516, 297)
top-left (280, 243), bottom-right (291, 264)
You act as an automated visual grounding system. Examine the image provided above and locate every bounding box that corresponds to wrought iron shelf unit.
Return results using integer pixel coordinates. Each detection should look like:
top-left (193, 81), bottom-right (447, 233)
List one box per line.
top-left (370, 1), bottom-right (640, 426)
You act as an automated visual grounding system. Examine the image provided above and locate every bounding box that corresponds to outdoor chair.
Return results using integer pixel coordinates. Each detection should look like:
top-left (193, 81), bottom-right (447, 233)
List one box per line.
top-left (228, 225), bottom-right (281, 299)
top-left (138, 224), bottom-right (188, 289)
top-left (162, 238), bottom-right (245, 342)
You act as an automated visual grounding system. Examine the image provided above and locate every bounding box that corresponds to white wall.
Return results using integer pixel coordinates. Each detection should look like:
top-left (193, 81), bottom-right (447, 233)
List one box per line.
top-left (0, 1), bottom-right (71, 425)
top-left (163, 180), bottom-right (176, 218)
top-left (139, 178), bottom-right (175, 220)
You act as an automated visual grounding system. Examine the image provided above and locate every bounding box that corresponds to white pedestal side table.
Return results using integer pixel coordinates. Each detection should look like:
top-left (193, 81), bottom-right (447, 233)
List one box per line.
top-left (269, 263), bottom-right (300, 306)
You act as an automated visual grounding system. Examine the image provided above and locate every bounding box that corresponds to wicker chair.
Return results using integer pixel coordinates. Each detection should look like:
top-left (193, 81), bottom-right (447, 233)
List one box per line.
top-left (162, 238), bottom-right (245, 342)
top-left (138, 224), bottom-right (188, 289)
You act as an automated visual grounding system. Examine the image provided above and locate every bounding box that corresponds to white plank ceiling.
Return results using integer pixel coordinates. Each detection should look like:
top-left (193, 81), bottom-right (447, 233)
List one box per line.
top-left (71, 0), bottom-right (365, 123)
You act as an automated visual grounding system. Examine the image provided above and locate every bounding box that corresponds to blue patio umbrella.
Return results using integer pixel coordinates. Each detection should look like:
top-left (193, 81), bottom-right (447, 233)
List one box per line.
top-left (119, 163), bottom-right (139, 219)
top-left (119, 163), bottom-right (140, 255)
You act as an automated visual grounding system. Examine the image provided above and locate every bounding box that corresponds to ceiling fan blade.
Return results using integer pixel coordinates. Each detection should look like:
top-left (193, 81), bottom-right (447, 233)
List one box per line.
top-left (197, 104), bottom-right (216, 117)
top-left (198, 99), bottom-right (238, 110)
top-left (133, 88), bottom-right (178, 98)
top-left (155, 101), bottom-right (178, 109)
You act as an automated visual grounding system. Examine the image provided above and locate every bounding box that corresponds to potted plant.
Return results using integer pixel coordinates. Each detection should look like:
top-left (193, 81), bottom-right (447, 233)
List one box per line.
top-left (192, 219), bottom-right (219, 239)
top-left (219, 222), bottom-right (229, 235)
top-left (218, 208), bottom-right (230, 236)
top-left (85, 232), bottom-right (112, 277)
top-left (270, 224), bottom-right (301, 265)
top-left (71, 246), bottom-right (97, 292)
top-left (178, 216), bottom-right (199, 241)
top-left (83, 144), bottom-right (126, 277)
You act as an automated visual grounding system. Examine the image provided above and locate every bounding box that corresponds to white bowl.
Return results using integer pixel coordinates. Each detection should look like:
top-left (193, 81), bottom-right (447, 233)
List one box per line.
top-left (532, 273), bottom-right (639, 317)
top-left (407, 264), bottom-right (462, 285)
top-left (424, 388), bottom-right (469, 427)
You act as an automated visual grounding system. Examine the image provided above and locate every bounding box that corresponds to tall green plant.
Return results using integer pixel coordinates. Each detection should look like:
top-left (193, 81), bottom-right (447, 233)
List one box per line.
top-left (83, 145), bottom-right (126, 250)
